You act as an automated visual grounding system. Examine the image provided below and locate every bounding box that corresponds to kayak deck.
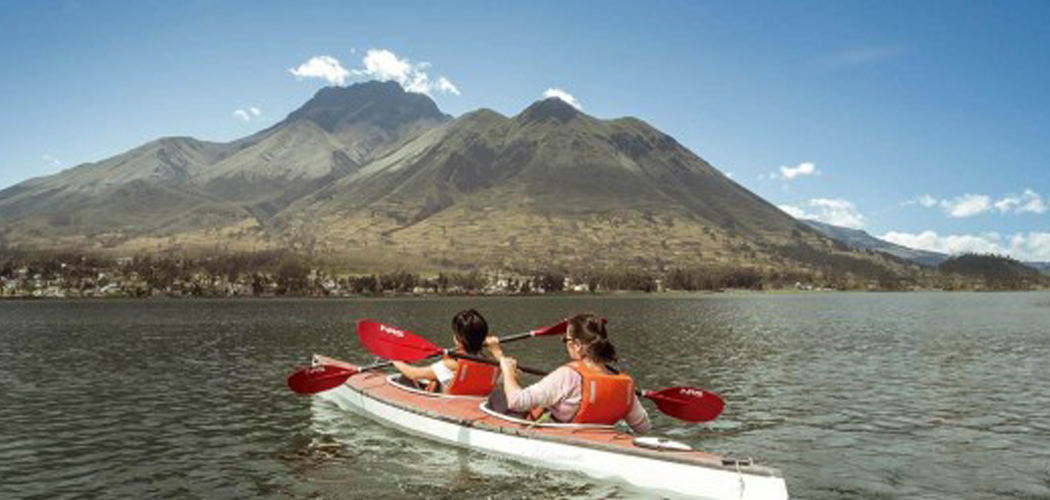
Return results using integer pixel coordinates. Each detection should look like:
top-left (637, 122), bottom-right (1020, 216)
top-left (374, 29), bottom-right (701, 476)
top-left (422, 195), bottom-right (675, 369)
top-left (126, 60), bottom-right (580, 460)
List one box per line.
top-left (314, 355), bottom-right (789, 499)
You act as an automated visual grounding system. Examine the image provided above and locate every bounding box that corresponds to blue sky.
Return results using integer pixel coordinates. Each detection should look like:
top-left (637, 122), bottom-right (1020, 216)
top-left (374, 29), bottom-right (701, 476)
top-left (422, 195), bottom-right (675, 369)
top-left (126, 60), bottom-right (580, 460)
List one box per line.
top-left (1, 0), bottom-right (1048, 259)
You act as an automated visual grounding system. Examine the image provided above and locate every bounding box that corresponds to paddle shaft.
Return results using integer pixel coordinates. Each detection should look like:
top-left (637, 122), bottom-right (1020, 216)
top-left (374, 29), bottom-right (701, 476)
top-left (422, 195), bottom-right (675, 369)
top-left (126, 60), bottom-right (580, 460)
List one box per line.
top-left (353, 326), bottom-right (561, 375)
top-left (446, 352), bottom-right (652, 398)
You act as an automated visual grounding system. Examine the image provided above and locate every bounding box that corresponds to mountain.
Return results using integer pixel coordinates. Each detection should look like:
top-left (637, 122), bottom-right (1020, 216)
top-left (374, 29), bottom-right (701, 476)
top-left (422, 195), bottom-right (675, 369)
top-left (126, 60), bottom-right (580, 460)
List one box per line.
top-left (802, 220), bottom-right (948, 266)
top-left (0, 84), bottom-right (919, 280)
top-left (938, 254), bottom-right (1049, 289)
top-left (803, 220), bottom-right (1050, 275)
top-left (0, 81), bottom-right (449, 249)
top-left (274, 97), bottom-right (854, 270)
top-left (1024, 261), bottom-right (1050, 275)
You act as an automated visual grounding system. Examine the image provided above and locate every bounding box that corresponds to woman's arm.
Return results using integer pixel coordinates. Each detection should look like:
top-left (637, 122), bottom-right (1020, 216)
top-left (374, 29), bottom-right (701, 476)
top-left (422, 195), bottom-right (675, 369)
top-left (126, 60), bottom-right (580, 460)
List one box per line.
top-left (484, 335), bottom-right (505, 360)
top-left (501, 363), bottom-right (578, 413)
top-left (499, 356), bottom-right (523, 393)
top-left (391, 361), bottom-right (437, 381)
top-left (624, 396), bottom-right (651, 434)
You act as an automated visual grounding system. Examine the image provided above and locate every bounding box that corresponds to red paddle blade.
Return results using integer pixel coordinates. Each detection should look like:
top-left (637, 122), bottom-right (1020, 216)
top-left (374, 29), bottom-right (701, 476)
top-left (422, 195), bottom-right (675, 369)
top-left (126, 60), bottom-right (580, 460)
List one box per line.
top-left (531, 320), bottom-right (568, 337)
top-left (644, 387), bottom-right (725, 423)
top-left (357, 320), bottom-right (441, 361)
top-left (286, 365), bottom-right (357, 394)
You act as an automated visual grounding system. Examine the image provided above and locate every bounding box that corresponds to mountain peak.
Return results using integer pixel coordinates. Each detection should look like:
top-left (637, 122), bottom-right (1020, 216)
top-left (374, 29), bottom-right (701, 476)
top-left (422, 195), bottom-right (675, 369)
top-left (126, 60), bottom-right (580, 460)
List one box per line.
top-left (517, 97), bottom-right (582, 125)
top-left (285, 80), bottom-right (449, 133)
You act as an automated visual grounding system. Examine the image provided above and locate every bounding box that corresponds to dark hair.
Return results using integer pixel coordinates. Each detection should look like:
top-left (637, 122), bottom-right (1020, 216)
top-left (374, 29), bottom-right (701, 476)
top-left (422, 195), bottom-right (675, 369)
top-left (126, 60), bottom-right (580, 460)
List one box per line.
top-left (452, 309), bottom-right (488, 354)
top-left (566, 313), bottom-right (617, 363)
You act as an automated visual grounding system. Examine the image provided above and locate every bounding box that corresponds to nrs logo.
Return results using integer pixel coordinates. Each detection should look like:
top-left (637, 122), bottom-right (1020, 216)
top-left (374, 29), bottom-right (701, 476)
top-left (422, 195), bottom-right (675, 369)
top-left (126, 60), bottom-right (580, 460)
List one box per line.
top-left (379, 324), bottom-right (405, 337)
top-left (680, 388), bottom-right (705, 398)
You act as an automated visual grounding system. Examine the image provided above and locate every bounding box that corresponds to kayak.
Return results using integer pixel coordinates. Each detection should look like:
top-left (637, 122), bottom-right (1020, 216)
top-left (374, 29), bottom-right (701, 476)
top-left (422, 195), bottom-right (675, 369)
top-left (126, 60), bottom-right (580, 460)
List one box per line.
top-left (308, 354), bottom-right (790, 499)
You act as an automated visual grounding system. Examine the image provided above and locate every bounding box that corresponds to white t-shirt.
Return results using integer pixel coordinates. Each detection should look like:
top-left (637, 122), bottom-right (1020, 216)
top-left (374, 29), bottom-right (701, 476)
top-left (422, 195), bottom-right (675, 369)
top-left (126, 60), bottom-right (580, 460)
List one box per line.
top-left (429, 359), bottom-right (456, 390)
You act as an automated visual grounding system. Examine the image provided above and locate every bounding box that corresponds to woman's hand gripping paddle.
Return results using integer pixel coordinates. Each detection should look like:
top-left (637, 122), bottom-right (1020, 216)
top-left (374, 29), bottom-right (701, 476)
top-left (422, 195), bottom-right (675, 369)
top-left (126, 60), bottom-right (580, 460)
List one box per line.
top-left (285, 319), bottom-right (567, 394)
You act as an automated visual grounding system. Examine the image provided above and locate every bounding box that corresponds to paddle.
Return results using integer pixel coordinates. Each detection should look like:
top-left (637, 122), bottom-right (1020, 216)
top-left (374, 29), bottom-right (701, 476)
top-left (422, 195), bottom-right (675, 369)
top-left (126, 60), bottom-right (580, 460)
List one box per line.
top-left (358, 321), bottom-right (726, 423)
top-left (286, 319), bottom-right (568, 394)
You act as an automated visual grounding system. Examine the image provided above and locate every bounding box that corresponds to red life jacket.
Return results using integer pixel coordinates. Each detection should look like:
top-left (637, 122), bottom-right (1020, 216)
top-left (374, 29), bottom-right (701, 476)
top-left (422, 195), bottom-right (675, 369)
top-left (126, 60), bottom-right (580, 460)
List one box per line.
top-left (433, 357), bottom-right (500, 396)
top-left (568, 361), bottom-right (635, 424)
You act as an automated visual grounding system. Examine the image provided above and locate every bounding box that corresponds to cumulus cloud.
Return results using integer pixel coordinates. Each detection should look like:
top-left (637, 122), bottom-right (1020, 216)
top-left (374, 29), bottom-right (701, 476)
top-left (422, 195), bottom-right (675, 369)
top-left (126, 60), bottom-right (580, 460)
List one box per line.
top-left (778, 198), bottom-right (866, 229)
top-left (351, 49), bottom-right (460, 96)
top-left (911, 190), bottom-right (1047, 217)
top-left (994, 189), bottom-right (1047, 214)
top-left (882, 231), bottom-right (1050, 262)
top-left (942, 194), bottom-right (992, 218)
top-left (774, 162), bottom-right (820, 181)
top-left (542, 88), bottom-right (582, 110)
top-left (289, 55), bottom-right (350, 85)
top-left (232, 106), bottom-right (262, 122)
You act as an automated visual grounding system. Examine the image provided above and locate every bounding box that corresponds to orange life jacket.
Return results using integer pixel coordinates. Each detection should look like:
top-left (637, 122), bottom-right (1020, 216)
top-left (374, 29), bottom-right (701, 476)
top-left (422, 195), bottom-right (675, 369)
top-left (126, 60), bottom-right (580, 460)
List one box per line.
top-left (568, 361), bottom-right (635, 424)
top-left (429, 357), bottom-right (500, 396)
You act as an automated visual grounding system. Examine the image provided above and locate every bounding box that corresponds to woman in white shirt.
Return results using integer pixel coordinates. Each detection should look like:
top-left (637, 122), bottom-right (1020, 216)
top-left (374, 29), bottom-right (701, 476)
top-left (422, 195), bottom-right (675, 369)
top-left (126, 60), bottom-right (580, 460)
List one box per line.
top-left (391, 309), bottom-right (501, 393)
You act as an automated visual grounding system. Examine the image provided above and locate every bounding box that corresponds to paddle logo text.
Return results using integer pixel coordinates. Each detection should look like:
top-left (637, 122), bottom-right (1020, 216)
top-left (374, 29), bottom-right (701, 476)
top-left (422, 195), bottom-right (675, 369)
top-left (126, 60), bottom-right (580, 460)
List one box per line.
top-left (680, 388), bottom-right (706, 398)
top-left (379, 324), bottom-right (406, 338)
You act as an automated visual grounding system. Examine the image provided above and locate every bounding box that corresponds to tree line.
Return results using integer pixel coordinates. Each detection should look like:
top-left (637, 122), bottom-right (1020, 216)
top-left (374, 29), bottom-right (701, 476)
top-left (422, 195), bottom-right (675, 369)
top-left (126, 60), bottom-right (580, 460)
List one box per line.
top-left (2, 248), bottom-right (1045, 297)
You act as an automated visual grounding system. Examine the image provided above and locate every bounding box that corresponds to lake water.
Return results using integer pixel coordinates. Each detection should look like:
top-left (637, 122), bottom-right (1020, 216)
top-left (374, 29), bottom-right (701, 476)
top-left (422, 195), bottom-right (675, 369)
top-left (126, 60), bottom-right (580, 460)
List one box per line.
top-left (1, 293), bottom-right (1048, 499)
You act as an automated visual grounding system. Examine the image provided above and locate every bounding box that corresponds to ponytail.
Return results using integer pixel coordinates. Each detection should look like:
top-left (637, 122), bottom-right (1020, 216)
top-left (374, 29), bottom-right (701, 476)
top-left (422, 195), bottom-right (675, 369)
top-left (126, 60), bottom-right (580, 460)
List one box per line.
top-left (567, 313), bottom-right (618, 363)
top-left (585, 337), bottom-right (618, 364)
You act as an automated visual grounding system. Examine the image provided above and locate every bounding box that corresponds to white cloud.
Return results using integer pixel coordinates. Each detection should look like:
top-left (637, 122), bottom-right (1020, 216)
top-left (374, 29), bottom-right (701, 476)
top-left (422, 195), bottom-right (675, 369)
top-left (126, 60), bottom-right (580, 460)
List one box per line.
top-left (351, 49), bottom-right (460, 96)
top-left (882, 231), bottom-right (1050, 262)
top-left (42, 154), bottom-right (62, 167)
top-left (811, 198), bottom-right (866, 229)
top-left (358, 49), bottom-right (412, 82)
top-left (942, 194), bottom-right (991, 218)
top-left (289, 55), bottom-right (351, 85)
top-left (882, 230), bottom-right (1003, 255)
top-left (913, 190), bottom-right (1046, 217)
top-left (1013, 232), bottom-right (1050, 261)
top-left (542, 88), bottom-right (582, 110)
top-left (778, 198), bottom-right (866, 229)
top-left (775, 162), bottom-right (820, 181)
top-left (778, 204), bottom-right (806, 219)
top-left (994, 189), bottom-right (1047, 214)
top-left (436, 76), bottom-right (460, 95)
top-left (232, 106), bottom-right (262, 122)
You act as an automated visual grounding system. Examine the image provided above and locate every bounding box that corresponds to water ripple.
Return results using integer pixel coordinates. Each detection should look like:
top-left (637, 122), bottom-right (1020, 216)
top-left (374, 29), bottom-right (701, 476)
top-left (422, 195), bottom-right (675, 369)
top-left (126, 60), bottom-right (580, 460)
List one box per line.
top-left (1, 293), bottom-right (1048, 499)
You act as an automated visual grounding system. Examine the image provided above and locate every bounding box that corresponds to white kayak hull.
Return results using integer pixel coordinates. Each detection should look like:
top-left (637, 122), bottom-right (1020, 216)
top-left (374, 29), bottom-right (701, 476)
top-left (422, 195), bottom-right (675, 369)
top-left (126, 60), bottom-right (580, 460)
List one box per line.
top-left (313, 357), bottom-right (789, 499)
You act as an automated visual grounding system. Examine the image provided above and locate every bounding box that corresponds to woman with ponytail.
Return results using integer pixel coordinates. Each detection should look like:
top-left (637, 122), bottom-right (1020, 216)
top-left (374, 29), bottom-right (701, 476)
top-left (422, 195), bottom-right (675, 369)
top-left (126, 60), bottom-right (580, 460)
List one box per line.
top-left (491, 313), bottom-right (650, 433)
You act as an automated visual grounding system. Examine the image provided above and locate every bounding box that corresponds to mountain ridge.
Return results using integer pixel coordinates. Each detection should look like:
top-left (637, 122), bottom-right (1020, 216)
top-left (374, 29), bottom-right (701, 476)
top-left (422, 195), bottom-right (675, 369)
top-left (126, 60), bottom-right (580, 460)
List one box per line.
top-left (1, 82), bottom-right (919, 284)
top-left (801, 219), bottom-right (948, 266)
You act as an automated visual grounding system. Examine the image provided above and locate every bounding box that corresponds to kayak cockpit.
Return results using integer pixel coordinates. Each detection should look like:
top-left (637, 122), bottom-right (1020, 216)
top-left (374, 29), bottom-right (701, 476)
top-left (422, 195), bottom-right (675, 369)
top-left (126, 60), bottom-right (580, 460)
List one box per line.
top-left (385, 374), bottom-right (488, 400)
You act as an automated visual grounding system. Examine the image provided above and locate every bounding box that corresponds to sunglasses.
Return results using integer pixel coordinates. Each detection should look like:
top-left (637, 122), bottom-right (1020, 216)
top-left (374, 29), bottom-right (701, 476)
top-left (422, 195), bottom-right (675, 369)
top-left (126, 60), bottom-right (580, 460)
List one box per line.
top-left (561, 336), bottom-right (575, 344)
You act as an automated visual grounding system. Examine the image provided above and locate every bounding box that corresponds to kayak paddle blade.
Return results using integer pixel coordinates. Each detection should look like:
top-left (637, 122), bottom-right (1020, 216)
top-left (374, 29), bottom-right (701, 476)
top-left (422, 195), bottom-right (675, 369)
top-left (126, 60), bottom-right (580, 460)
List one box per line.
top-left (645, 387), bottom-right (725, 423)
top-left (531, 320), bottom-right (569, 337)
top-left (357, 320), bottom-right (442, 361)
top-left (286, 365), bottom-right (357, 394)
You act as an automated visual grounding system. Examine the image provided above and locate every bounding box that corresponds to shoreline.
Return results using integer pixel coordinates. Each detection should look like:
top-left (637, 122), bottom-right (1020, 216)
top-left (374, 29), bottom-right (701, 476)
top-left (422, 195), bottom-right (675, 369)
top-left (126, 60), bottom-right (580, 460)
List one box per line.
top-left (3, 287), bottom-right (1047, 301)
